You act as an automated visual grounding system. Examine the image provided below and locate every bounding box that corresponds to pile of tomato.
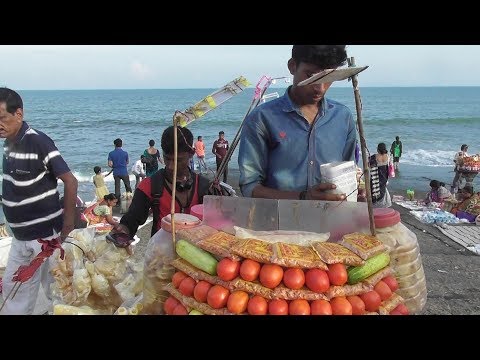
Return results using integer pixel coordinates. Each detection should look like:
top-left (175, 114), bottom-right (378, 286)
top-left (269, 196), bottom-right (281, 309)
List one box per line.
top-left (165, 256), bottom-right (409, 315)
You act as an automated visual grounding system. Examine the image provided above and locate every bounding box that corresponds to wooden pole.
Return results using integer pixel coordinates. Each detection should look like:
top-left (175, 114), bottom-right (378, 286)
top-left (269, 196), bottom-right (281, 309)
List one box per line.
top-left (171, 114), bottom-right (179, 247)
top-left (348, 57), bottom-right (376, 236)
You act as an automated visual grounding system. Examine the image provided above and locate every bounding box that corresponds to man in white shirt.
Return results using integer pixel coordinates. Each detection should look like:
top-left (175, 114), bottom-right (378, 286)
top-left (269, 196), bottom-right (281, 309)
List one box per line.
top-left (451, 144), bottom-right (469, 193)
top-left (132, 155), bottom-right (146, 189)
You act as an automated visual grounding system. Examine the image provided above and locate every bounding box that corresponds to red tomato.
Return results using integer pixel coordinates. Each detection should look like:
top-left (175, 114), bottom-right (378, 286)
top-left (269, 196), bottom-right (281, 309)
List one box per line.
top-left (268, 299), bottom-right (289, 315)
top-left (207, 285), bottom-right (230, 309)
top-left (330, 297), bottom-right (353, 315)
top-left (239, 259), bottom-right (261, 282)
top-left (193, 280), bottom-right (212, 303)
top-left (382, 275), bottom-right (399, 292)
top-left (360, 291), bottom-right (382, 312)
top-left (164, 296), bottom-right (180, 315)
top-left (305, 269), bottom-right (330, 293)
top-left (310, 299), bottom-right (332, 315)
top-left (283, 268), bottom-right (305, 290)
top-left (172, 271), bottom-right (188, 289)
top-left (178, 277), bottom-right (196, 297)
top-left (289, 299), bottom-right (311, 315)
top-left (172, 303), bottom-right (188, 315)
top-left (389, 309), bottom-right (403, 315)
top-left (216, 258), bottom-right (241, 281)
top-left (374, 280), bottom-right (393, 301)
top-left (392, 303), bottom-right (409, 315)
top-left (227, 291), bottom-right (249, 314)
top-left (327, 263), bottom-right (348, 286)
top-left (346, 295), bottom-right (366, 315)
top-left (259, 264), bottom-right (284, 289)
top-left (247, 295), bottom-right (268, 315)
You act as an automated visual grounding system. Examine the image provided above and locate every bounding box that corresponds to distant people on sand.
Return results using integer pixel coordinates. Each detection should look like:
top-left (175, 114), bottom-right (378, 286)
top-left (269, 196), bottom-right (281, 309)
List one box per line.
top-left (450, 185), bottom-right (480, 222)
top-left (143, 139), bottom-right (163, 177)
top-left (108, 138), bottom-right (132, 207)
top-left (213, 131), bottom-right (229, 183)
top-left (131, 155), bottom-right (146, 189)
top-left (238, 45), bottom-right (356, 201)
top-left (390, 136), bottom-right (403, 170)
top-left (369, 143), bottom-right (392, 208)
top-left (83, 193), bottom-right (120, 228)
top-left (194, 135), bottom-right (208, 174)
top-left (93, 166), bottom-right (113, 201)
top-left (451, 144), bottom-right (469, 194)
top-left (425, 180), bottom-right (452, 205)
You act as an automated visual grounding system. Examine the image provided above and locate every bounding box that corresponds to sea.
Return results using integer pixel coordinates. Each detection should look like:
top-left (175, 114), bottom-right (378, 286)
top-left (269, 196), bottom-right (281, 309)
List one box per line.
top-left (1, 86), bottom-right (479, 221)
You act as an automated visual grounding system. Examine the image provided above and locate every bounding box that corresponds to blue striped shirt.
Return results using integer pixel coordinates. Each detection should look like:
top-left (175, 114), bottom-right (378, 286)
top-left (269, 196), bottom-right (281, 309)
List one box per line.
top-left (2, 122), bottom-right (70, 240)
top-left (238, 88), bottom-right (356, 197)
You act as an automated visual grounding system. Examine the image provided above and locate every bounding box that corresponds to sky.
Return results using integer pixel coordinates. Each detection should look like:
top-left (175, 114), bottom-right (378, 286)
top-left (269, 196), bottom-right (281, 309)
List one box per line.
top-left (1, 45), bottom-right (480, 90)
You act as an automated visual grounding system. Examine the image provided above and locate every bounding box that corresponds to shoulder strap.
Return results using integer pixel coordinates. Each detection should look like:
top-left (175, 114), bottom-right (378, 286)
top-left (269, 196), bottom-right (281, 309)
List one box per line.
top-left (150, 169), bottom-right (165, 236)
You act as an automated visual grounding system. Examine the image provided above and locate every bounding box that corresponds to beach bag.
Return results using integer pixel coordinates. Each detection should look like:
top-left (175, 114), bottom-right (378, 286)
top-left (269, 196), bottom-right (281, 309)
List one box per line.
top-left (388, 161), bottom-right (396, 178)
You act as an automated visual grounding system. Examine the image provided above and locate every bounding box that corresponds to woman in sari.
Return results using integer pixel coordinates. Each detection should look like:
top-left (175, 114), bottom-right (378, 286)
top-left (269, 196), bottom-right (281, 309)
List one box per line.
top-left (83, 193), bottom-right (120, 229)
top-left (451, 186), bottom-right (480, 222)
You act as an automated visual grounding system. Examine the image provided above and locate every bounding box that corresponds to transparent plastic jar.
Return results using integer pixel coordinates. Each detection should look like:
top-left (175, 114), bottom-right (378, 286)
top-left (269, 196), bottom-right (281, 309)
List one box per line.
top-left (373, 208), bottom-right (427, 314)
top-left (142, 213), bottom-right (201, 314)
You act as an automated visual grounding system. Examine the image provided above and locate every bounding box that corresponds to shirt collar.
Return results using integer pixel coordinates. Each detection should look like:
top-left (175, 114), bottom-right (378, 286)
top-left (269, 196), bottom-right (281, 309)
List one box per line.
top-left (5, 122), bottom-right (29, 147)
top-left (280, 86), bottom-right (327, 117)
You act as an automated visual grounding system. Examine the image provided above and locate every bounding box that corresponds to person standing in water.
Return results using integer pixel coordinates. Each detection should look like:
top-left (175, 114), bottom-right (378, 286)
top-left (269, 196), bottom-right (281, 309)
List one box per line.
top-left (390, 136), bottom-right (403, 170)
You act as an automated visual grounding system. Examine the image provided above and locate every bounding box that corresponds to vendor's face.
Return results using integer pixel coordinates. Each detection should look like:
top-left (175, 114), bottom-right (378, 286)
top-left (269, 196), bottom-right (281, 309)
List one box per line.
top-left (288, 59), bottom-right (334, 104)
top-left (163, 152), bottom-right (192, 179)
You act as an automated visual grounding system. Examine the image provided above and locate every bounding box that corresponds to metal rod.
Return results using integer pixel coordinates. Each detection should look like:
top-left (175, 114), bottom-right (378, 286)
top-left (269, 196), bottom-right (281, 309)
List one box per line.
top-left (348, 57), bottom-right (376, 236)
top-left (171, 114), bottom-right (179, 249)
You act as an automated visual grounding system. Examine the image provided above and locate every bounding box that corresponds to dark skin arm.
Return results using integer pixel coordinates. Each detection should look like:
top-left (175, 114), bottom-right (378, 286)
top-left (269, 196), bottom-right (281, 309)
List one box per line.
top-left (58, 171), bottom-right (78, 242)
top-left (251, 183), bottom-right (346, 201)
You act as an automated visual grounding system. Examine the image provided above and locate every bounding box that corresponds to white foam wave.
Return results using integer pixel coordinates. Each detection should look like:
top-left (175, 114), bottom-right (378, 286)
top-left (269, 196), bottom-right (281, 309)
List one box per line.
top-left (71, 171), bottom-right (137, 183)
top-left (400, 149), bottom-right (456, 167)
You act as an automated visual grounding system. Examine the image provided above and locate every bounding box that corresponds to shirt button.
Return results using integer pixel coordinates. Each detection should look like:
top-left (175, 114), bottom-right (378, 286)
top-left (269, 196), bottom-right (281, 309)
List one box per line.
top-left (309, 161), bottom-right (314, 165)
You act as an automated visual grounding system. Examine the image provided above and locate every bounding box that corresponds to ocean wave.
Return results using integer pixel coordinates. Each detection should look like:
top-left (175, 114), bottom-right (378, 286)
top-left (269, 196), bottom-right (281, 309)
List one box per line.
top-left (400, 149), bottom-right (457, 167)
top-left (365, 117), bottom-right (480, 126)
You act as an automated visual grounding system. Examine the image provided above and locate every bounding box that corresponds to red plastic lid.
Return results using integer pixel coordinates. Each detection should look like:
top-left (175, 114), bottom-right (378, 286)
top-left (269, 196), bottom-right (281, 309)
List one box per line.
top-left (190, 204), bottom-right (204, 221)
top-left (373, 208), bottom-right (401, 228)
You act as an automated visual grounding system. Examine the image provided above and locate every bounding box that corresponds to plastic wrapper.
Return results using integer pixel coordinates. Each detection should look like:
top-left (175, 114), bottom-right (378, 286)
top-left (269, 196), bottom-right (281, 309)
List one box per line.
top-left (142, 228), bottom-right (176, 315)
top-left (170, 258), bottom-right (229, 287)
top-left (164, 283), bottom-right (233, 315)
top-left (114, 294), bottom-right (144, 315)
top-left (312, 242), bottom-right (365, 266)
top-left (53, 304), bottom-right (108, 315)
top-left (176, 225), bottom-right (218, 245)
top-left (361, 267), bottom-right (393, 289)
top-left (378, 293), bottom-right (404, 315)
top-left (49, 227), bottom-right (143, 314)
top-left (273, 285), bottom-right (328, 301)
top-left (230, 238), bottom-right (274, 263)
top-left (234, 226), bottom-right (329, 246)
top-left (339, 233), bottom-right (386, 260)
top-left (325, 283), bottom-right (366, 299)
top-left (271, 242), bottom-right (327, 269)
top-left (196, 232), bottom-right (242, 260)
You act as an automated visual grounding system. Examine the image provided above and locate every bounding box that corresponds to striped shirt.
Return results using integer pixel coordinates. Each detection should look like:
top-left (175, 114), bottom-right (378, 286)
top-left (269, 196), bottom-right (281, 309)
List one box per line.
top-left (2, 122), bottom-right (70, 240)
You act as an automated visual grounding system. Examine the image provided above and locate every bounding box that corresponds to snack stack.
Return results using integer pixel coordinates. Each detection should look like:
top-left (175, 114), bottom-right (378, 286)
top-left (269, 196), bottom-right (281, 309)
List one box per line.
top-left (163, 230), bottom-right (409, 315)
top-left (458, 154), bottom-right (480, 173)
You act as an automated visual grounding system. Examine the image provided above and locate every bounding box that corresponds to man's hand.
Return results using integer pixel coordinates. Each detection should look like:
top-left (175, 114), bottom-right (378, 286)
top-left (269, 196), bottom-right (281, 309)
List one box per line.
top-left (306, 183), bottom-right (346, 201)
top-left (107, 224), bottom-right (134, 255)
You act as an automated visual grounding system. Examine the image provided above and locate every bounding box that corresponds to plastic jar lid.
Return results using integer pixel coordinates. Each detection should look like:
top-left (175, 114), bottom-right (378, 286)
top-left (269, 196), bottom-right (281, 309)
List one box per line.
top-left (190, 204), bottom-right (204, 221)
top-left (161, 213), bottom-right (201, 233)
top-left (373, 208), bottom-right (401, 228)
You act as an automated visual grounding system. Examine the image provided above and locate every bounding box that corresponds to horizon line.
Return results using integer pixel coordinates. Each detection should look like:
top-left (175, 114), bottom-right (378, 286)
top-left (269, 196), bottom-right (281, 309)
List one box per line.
top-left (13, 85), bottom-right (480, 91)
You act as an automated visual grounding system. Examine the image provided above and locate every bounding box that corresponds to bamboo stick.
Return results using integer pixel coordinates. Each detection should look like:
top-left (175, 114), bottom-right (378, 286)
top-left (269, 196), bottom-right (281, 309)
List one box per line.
top-left (171, 114), bottom-right (179, 248)
top-left (348, 57), bottom-right (376, 236)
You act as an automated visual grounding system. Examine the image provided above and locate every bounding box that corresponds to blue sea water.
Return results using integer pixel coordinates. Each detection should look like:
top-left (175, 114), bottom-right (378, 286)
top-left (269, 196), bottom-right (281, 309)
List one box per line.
top-left (1, 86), bottom-right (479, 206)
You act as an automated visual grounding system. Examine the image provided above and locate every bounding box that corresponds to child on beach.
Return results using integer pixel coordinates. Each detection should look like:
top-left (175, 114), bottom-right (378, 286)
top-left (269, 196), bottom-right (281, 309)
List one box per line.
top-left (93, 166), bottom-right (113, 201)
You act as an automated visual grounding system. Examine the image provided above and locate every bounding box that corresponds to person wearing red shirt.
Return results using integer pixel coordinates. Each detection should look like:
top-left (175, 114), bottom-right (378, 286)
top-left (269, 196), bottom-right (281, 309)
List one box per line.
top-left (212, 131), bottom-right (229, 183)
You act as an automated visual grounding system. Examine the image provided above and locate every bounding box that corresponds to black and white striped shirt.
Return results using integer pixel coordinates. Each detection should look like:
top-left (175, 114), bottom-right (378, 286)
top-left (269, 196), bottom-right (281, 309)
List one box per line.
top-left (2, 122), bottom-right (70, 240)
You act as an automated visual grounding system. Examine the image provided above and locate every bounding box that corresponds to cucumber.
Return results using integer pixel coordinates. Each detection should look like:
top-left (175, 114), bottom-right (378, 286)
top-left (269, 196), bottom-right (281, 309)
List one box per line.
top-left (347, 252), bottom-right (390, 284)
top-left (176, 239), bottom-right (218, 276)
top-left (189, 309), bottom-right (204, 315)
